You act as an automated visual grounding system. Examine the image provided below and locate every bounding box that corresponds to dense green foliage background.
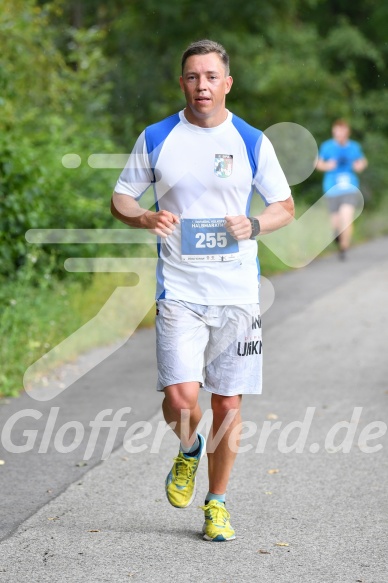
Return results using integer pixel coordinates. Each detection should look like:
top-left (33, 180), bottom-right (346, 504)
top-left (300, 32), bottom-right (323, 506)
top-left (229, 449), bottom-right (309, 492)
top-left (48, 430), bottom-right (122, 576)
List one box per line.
top-left (1, 0), bottom-right (388, 279)
top-left (1, 0), bottom-right (388, 396)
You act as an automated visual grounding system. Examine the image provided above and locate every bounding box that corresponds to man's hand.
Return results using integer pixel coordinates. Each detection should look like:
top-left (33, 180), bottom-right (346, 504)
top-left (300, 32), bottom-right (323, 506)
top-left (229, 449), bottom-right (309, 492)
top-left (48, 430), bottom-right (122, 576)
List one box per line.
top-left (225, 215), bottom-right (252, 240)
top-left (141, 210), bottom-right (180, 238)
top-left (225, 197), bottom-right (294, 239)
top-left (352, 158), bottom-right (368, 173)
top-left (316, 158), bottom-right (337, 172)
top-left (111, 193), bottom-right (179, 237)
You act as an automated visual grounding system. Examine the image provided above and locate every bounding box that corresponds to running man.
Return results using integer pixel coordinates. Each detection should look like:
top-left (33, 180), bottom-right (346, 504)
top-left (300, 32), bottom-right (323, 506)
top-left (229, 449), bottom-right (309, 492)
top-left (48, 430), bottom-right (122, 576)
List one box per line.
top-left (111, 39), bottom-right (294, 541)
top-left (316, 119), bottom-right (368, 259)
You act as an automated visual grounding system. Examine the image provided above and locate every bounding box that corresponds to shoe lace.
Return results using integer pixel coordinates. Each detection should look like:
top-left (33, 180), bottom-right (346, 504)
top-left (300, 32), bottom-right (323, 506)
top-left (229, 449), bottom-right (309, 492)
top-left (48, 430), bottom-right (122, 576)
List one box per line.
top-left (200, 501), bottom-right (229, 526)
top-left (173, 454), bottom-right (196, 486)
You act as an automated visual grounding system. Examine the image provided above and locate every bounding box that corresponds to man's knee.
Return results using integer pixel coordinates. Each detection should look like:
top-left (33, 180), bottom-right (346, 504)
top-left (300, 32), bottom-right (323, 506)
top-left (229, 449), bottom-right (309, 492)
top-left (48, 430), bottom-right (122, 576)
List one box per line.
top-left (212, 394), bottom-right (242, 418)
top-left (163, 383), bottom-right (200, 414)
top-left (339, 203), bottom-right (355, 221)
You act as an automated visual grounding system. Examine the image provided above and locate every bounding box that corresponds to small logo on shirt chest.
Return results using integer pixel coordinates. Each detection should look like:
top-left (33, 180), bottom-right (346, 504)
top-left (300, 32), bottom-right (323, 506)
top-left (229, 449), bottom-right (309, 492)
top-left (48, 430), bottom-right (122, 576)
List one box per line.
top-left (214, 154), bottom-right (233, 178)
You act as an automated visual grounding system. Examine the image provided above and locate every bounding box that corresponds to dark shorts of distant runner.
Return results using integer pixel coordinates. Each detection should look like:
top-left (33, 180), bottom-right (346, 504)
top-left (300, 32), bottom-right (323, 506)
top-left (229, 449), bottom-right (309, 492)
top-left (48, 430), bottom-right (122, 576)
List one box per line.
top-left (326, 193), bottom-right (360, 214)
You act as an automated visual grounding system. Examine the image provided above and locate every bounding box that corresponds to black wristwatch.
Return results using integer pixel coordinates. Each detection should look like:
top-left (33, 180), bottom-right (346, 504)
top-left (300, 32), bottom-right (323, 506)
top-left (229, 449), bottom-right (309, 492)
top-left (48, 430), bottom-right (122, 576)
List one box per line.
top-left (248, 217), bottom-right (261, 239)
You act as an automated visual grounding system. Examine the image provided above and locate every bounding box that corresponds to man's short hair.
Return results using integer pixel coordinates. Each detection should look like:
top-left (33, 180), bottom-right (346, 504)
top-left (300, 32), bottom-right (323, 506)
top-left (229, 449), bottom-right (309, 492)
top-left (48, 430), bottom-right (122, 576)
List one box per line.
top-left (181, 39), bottom-right (230, 75)
top-left (332, 119), bottom-right (350, 129)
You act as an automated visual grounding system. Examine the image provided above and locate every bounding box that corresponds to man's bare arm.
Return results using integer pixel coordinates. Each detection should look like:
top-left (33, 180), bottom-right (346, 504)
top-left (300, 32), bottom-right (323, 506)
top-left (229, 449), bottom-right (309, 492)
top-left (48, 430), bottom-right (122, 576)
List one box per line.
top-left (225, 195), bottom-right (295, 241)
top-left (315, 158), bottom-right (337, 172)
top-left (111, 192), bottom-right (179, 238)
top-left (352, 157), bottom-right (368, 173)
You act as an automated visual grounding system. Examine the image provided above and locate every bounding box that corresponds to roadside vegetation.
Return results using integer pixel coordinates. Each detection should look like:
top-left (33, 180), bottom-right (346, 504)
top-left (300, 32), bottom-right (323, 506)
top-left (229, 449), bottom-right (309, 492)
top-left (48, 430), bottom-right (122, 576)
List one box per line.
top-left (1, 0), bottom-right (388, 397)
top-left (2, 199), bottom-right (387, 398)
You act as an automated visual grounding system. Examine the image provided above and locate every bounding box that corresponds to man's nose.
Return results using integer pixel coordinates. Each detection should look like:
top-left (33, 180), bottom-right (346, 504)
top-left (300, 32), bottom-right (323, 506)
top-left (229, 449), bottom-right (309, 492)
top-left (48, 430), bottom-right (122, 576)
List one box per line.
top-left (197, 75), bottom-right (207, 90)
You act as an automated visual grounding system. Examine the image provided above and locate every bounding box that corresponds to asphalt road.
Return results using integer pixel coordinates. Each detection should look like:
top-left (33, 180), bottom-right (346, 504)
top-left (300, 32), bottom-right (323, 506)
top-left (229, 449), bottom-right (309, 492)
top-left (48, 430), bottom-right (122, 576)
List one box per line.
top-left (0, 238), bottom-right (387, 582)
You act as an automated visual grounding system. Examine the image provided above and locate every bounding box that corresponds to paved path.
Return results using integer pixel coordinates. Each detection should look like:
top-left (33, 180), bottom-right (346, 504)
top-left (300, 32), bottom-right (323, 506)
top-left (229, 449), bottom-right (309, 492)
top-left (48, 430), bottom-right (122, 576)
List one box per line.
top-left (0, 239), bottom-right (387, 582)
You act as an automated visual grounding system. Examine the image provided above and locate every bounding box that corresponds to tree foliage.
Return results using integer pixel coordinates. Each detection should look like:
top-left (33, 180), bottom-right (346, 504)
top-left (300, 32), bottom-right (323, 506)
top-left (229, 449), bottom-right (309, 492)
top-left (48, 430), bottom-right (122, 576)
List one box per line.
top-left (1, 0), bottom-right (387, 279)
top-left (0, 0), bottom-right (116, 279)
top-left (55, 0), bottom-right (388, 201)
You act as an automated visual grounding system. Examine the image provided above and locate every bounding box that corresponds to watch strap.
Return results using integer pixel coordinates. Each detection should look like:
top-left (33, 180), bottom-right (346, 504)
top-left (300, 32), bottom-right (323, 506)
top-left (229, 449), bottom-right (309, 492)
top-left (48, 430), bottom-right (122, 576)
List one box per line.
top-left (249, 217), bottom-right (260, 239)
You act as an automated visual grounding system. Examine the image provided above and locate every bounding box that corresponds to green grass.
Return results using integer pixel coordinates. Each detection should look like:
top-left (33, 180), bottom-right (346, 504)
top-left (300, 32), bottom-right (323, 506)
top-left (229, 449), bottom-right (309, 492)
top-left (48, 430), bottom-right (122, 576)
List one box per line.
top-left (1, 199), bottom-right (388, 398)
top-left (353, 197), bottom-right (388, 243)
top-left (0, 271), bottom-right (156, 397)
top-left (258, 196), bottom-right (388, 274)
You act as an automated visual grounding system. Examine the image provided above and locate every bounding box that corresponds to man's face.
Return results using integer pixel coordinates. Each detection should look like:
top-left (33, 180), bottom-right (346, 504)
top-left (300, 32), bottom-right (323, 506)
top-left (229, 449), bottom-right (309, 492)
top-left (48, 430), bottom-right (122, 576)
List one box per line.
top-left (332, 124), bottom-right (350, 145)
top-left (180, 52), bottom-right (233, 127)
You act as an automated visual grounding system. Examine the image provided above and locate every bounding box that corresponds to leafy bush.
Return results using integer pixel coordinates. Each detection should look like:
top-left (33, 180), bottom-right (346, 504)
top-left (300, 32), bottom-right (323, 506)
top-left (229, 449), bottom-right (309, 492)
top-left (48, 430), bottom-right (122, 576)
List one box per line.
top-left (0, 1), bottom-right (117, 281)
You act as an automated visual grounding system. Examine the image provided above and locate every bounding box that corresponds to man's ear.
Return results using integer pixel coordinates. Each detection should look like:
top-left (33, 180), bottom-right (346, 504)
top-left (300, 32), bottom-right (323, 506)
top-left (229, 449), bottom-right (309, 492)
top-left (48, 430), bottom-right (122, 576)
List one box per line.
top-left (225, 76), bottom-right (233, 95)
top-left (179, 76), bottom-right (185, 93)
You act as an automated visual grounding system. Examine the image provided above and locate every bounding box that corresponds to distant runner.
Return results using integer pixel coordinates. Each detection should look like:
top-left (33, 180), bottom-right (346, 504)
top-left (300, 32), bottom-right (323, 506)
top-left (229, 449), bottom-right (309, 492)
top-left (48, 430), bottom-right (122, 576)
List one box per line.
top-left (316, 119), bottom-right (367, 260)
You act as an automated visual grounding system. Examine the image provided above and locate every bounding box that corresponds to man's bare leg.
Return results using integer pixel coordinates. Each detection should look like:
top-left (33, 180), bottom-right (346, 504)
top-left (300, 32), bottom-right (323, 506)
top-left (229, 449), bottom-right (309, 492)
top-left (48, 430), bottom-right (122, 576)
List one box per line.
top-left (330, 210), bottom-right (341, 243)
top-left (162, 381), bottom-right (202, 449)
top-left (163, 382), bottom-right (205, 509)
top-left (338, 203), bottom-right (355, 251)
top-left (207, 394), bottom-right (242, 494)
top-left (200, 394), bottom-right (241, 541)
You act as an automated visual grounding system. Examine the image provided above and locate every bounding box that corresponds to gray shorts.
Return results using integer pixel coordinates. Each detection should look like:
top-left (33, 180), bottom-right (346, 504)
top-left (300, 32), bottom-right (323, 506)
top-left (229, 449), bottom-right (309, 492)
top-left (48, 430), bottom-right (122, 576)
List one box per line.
top-left (327, 193), bottom-right (360, 213)
top-left (155, 299), bottom-right (262, 396)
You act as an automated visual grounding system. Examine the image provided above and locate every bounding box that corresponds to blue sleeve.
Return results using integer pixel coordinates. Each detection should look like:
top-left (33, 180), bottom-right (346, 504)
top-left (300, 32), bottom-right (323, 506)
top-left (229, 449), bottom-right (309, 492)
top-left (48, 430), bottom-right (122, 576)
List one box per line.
top-left (319, 141), bottom-right (332, 160)
top-left (352, 141), bottom-right (365, 160)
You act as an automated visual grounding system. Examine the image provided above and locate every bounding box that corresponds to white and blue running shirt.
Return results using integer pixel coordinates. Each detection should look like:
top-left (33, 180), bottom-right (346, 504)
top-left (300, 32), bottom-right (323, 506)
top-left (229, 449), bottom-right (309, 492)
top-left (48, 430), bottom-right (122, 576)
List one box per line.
top-left (115, 110), bottom-right (291, 305)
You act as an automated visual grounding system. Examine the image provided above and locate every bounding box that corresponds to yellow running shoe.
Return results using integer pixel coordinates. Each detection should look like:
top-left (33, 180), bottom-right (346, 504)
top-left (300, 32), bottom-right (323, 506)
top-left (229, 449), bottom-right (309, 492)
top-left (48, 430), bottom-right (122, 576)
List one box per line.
top-left (201, 500), bottom-right (236, 541)
top-left (165, 434), bottom-right (205, 508)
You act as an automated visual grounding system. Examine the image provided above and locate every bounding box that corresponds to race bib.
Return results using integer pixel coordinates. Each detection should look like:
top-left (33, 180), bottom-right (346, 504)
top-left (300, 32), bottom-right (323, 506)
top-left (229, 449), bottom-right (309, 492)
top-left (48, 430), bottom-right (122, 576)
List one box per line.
top-left (336, 173), bottom-right (352, 188)
top-left (181, 218), bottom-right (239, 262)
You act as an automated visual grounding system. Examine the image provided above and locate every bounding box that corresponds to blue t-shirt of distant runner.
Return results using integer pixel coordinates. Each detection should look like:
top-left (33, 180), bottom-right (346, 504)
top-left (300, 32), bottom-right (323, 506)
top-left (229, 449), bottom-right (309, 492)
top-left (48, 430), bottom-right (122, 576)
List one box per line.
top-left (319, 139), bottom-right (364, 197)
